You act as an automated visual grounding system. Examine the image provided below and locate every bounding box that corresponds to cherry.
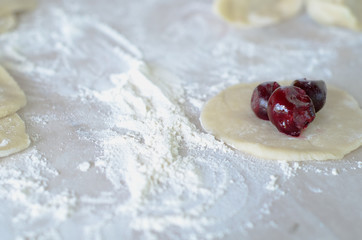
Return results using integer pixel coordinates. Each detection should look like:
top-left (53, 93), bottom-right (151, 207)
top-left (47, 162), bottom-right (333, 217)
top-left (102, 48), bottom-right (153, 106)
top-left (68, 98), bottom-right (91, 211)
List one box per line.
top-left (267, 86), bottom-right (316, 137)
top-left (251, 81), bottom-right (281, 120)
top-left (292, 78), bottom-right (326, 112)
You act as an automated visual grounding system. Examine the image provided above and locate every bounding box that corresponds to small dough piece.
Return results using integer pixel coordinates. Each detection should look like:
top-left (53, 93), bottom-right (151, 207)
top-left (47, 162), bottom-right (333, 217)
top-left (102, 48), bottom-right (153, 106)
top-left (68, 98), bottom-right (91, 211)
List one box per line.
top-left (0, 65), bottom-right (26, 119)
top-left (0, 113), bottom-right (30, 157)
top-left (307, 0), bottom-right (362, 31)
top-left (200, 82), bottom-right (362, 161)
top-left (0, 14), bottom-right (16, 33)
top-left (0, 0), bottom-right (36, 33)
top-left (0, 0), bottom-right (37, 17)
top-left (213, 0), bottom-right (304, 27)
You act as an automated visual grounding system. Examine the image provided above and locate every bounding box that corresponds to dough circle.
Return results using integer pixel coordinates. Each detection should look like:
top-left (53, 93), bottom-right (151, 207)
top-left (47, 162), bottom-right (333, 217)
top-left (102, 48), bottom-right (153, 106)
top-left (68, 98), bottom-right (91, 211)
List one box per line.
top-left (0, 1), bottom-right (33, 157)
top-left (213, 0), bottom-right (304, 28)
top-left (0, 114), bottom-right (30, 157)
top-left (200, 82), bottom-right (362, 161)
top-left (0, 65), bottom-right (26, 118)
top-left (0, 14), bottom-right (16, 34)
top-left (0, 66), bottom-right (30, 157)
top-left (0, 0), bottom-right (36, 33)
top-left (307, 0), bottom-right (362, 31)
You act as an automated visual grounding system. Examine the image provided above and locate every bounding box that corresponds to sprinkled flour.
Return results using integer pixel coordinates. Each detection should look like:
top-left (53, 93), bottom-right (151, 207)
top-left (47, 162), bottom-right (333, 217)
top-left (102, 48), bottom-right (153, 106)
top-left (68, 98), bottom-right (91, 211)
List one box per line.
top-left (0, 139), bottom-right (9, 147)
top-left (78, 161), bottom-right (91, 172)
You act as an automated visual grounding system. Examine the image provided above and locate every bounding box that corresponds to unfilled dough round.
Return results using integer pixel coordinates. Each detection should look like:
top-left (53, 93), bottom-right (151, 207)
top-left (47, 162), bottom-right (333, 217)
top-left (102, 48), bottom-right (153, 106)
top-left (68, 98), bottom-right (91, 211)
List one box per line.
top-left (0, 0), bottom-right (36, 33)
top-left (0, 66), bottom-right (30, 157)
top-left (213, 0), bottom-right (304, 27)
top-left (0, 0), bottom-right (36, 16)
top-left (0, 65), bottom-right (26, 119)
top-left (0, 1), bottom-right (33, 157)
top-left (200, 82), bottom-right (362, 161)
top-left (0, 14), bottom-right (15, 33)
top-left (0, 113), bottom-right (30, 157)
top-left (307, 0), bottom-right (362, 31)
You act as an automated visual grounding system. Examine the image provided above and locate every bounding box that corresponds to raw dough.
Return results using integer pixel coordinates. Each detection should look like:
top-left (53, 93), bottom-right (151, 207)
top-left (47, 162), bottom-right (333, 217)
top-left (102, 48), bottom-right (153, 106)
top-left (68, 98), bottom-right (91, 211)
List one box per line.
top-left (200, 82), bottom-right (362, 161)
top-left (213, 0), bottom-right (304, 27)
top-left (0, 113), bottom-right (30, 157)
top-left (0, 66), bottom-right (29, 157)
top-left (0, 65), bottom-right (26, 119)
top-left (0, 0), bottom-right (36, 16)
top-left (0, 0), bottom-right (34, 157)
top-left (0, 14), bottom-right (16, 33)
top-left (307, 0), bottom-right (362, 31)
top-left (0, 0), bottom-right (36, 33)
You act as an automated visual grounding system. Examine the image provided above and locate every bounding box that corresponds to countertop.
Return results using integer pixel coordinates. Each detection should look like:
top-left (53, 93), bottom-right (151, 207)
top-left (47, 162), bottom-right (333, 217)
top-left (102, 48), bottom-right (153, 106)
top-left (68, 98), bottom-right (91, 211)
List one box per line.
top-left (0, 0), bottom-right (361, 239)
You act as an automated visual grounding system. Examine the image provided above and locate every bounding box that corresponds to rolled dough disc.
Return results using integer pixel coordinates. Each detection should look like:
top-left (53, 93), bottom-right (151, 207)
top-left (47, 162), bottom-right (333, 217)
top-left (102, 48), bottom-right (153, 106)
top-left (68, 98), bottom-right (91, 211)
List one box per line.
top-left (0, 0), bottom-right (37, 16)
top-left (0, 113), bottom-right (30, 157)
top-left (0, 65), bottom-right (26, 119)
top-left (0, 0), bottom-right (36, 33)
top-left (307, 0), bottom-right (362, 31)
top-left (0, 14), bottom-right (16, 33)
top-left (200, 82), bottom-right (362, 161)
top-left (213, 0), bottom-right (304, 28)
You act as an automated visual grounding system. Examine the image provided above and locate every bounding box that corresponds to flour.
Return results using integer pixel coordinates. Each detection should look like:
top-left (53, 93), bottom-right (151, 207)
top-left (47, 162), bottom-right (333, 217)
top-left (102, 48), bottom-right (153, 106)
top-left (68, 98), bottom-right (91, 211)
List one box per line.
top-left (86, 59), bottom-right (242, 235)
top-left (279, 161), bottom-right (301, 178)
top-left (331, 168), bottom-right (339, 176)
top-left (0, 148), bottom-right (77, 237)
top-left (0, 139), bottom-right (9, 147)
top-left (265, 175), bottom-right (279, 191)
top-left (309, 186), bottom-right (323, 193)
top-left (78, 161), bottom-right (90, 172)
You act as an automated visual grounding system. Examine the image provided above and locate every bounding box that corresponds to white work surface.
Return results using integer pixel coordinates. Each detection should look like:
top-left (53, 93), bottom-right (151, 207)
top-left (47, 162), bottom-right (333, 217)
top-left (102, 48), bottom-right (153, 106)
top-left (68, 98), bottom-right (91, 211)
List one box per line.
top-left (0, 0), bottom-right (361, 239)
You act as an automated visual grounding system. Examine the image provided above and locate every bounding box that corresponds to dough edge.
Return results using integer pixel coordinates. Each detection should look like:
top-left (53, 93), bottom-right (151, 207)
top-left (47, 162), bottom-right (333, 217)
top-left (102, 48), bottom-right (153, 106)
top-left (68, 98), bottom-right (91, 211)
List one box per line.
top-left (0, 113), bottom-right (30, 158)
top-left (215, 135), bottom-right (361, 161)
top-left (306, 0), bottom-right (361, 31)
top-left (213, 0), bottom-right (304, 28)
top-left (0, 14), bottom-right (16, 33)
top-left (0, 0), bottom-right (37, 16)
top-left (0, 0), bottom-right (37, 33)
top-left (0, 65), bottom-right (27, 118)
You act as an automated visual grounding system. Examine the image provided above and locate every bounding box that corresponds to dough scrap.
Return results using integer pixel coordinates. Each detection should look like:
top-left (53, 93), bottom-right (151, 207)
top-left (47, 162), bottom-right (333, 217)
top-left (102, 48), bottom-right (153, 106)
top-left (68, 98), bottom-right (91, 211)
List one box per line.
top-left (200, 82), bottom-right (362, 161)
top-left (307, 0), bottom-right (362, 31)
top-left (0, 113), bottom-right (30, 157)
top-left (0, 0), bottom-right (36, 16)
top-left (0, 0), bottom-right (36, 33)
top-left (0, 66), bottom-right (29, 157)
top-left (213, 0), bottom-right (304, 27)
top-left (0, 65), bottom-right (26, 119)
top-left (0, 14), bottom-right (16, 33)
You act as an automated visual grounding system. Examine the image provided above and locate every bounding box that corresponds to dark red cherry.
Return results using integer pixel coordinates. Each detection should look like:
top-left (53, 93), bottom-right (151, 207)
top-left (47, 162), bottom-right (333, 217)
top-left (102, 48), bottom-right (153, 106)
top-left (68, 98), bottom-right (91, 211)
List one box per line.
top-left (267, 86), bottom-right (316, 137)
top-left (251, 81), bottom-right (281, 120)
top-left (292, 79), bottom-right (326, 112)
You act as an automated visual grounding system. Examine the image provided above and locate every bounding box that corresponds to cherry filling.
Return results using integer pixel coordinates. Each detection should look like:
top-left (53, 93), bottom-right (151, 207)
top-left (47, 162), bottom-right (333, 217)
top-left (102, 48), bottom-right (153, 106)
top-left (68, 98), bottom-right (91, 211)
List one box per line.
top-left (267, 86), bottom-right (316, 137)
top-left (292, 78), bottom-right (327, 112)
top-left (251, 81), bottom-right (281, 120)
top-left (250, 79), bottom-right (326, 137)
